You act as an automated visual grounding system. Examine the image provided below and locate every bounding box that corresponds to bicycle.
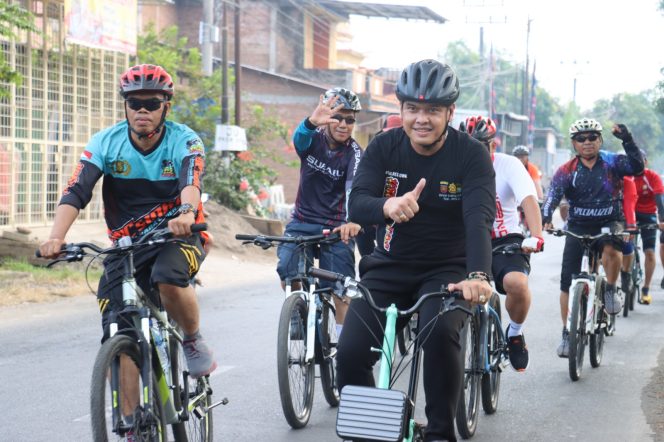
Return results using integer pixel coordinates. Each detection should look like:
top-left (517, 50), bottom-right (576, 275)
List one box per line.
top-left (235, 230), bottom-right (344, 429)
top-left (548, 228), bottom-right (626, 381)
top-left (309, 267), bottom-right (473, 442)
top-left (455, 243), bottom-right (516, 439)
top-left (39, 224), bottom-right (222, 441)
top-left (625, 223), bottom-right (659, 312)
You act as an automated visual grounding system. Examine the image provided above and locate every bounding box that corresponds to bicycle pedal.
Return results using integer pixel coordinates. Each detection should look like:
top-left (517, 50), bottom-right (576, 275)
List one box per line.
top-left (208, 397), bottom-right (229, 411)
top-left (498, 358), bottom-right (510, 372)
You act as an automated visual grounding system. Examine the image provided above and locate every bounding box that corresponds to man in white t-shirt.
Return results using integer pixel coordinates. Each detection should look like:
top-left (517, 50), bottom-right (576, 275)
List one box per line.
top-left (460, 116), bottom-right (544, 371)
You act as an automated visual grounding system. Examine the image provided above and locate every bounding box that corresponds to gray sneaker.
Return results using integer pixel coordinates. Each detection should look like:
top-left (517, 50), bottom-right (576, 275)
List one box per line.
top-left (604, 287), bottom-right (623, 315)
top-left (557, 328), bottom-right (569, 358)
top-left (183, 332), bottom-right (218, 378)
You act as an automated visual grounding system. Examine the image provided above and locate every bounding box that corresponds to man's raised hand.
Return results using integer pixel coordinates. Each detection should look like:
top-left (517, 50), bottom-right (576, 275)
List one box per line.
top-left (309, 94), bottom-right (346, 127)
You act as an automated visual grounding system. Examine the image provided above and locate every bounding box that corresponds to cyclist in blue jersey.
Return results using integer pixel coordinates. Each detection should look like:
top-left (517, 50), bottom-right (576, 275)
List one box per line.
top-left (38, 65), bottom-right (217, 384)
top-left (541, 118), bottom-right (644, 357)
top-left (277, 87), bottom-right (363, 339)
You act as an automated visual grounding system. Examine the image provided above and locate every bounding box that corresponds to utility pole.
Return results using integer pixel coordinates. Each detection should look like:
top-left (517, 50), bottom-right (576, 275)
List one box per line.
top-left (201, 0), bottom-right (214, 76)
top-left (221, 1), bottom-right (229, 124)
top-left (479, 27), bottom-right (485, 111)
top-left (521, 17), bottom-right (532, 145)
top-left (234, 0), bottom-right (241, 126)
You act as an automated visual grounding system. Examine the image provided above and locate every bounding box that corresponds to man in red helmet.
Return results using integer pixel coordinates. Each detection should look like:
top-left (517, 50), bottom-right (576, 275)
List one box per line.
top-left (39, 64), bottom-right (217, 385)
top-left (460, 115), bottom-right (544, 372)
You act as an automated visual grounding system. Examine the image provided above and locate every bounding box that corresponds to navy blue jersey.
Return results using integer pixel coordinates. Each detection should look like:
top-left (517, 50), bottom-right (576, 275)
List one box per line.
top-left (542, 142), bottom-right (644, 226)
top-left (291, 118), bottom-right (362, 227)
top-left (60, 120), bottom-right (205, 240)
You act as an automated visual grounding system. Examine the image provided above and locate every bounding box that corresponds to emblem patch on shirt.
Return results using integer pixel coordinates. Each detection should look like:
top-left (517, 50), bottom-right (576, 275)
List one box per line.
top-left (439, 181), bottom-right (462, 201)
top-left (187, 138), bottom-right (204, 154)
top-left (108, 159), bottom-right (131, 176)
top-left (382, 176), bottom-right (400, 252)
top-left (161, 160), bottom-right (176, 177)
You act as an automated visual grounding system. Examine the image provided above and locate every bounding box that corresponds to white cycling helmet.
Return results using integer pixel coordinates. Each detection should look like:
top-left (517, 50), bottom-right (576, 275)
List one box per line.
top-left (569, 118), bottom-right (603, 137)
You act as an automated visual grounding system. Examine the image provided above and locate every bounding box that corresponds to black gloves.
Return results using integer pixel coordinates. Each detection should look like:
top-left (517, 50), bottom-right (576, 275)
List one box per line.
top-left (612, 124), bottom-right (633, 143)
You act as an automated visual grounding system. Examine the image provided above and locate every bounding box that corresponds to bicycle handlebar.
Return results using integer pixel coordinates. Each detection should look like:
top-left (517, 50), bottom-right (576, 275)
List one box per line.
top-left (624, 223), bottom-right (660, 235)
top-left (492, 243), bottom-right (523, 255)
top-left (36, 223), bottom-right (208, 261)
top-left (309, 267), bottom-right (470, 317)
top-left (546, 228), bottom-right (627, 242)
top-left (235, 230), bottom-right (341, 249)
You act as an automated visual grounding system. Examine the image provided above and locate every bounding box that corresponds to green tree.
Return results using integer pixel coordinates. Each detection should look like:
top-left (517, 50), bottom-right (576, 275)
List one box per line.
top-left (0, 2), bottom-right (38, 97)
top-left (137, 24), bottom-right (289, 213)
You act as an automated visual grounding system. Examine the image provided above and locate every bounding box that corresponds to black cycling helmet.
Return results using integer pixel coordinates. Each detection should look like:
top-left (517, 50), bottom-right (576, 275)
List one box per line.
top-left (512, 145), bottom-right (530, 157)
top-left (323, 87), bottom-right (361, 112)
top-left (395, 59), bottom-right (460, 106)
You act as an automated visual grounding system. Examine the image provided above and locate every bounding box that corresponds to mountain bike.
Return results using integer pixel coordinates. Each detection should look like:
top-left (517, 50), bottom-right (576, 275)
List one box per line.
top-left (548, 228), bottom-right (625, 381)
top-left (625, 223), bottom-right (659, 312)
top-left (455, 243), bottom-right (516, 439)
top-left (235, 230), bottom-right (344, 429)
top-left (39, 224), bottom-right (222, 441)
top-left (309, 267), bottom-right (473, 442)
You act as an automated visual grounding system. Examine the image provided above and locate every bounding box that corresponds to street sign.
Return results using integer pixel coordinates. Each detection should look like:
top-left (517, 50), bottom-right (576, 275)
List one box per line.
top-left (214, 124), bottom-right (247, 151)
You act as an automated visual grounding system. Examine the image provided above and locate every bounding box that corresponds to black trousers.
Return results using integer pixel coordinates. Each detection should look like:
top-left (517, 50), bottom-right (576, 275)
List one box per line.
top-left (336, 254), bottom-right (468, 442)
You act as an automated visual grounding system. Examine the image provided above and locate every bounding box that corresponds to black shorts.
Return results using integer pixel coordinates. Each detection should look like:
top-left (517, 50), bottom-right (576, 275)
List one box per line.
top-left (560, 221), bottom-right (624, 292)
top-left (491, 234), bottom-right (531, 295)
top-left (636, 212), bottom-right (659, 250)
top-left (98, 235), bottom-right (205, 342)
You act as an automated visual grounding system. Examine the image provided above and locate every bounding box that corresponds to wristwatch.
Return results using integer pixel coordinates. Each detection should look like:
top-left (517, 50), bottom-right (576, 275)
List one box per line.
top-left (178, 203), bottom-right (196, 215)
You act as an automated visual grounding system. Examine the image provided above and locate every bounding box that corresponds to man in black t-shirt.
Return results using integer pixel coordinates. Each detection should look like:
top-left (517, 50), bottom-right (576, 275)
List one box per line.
top-left (337, 59), bottom-right (495, 442)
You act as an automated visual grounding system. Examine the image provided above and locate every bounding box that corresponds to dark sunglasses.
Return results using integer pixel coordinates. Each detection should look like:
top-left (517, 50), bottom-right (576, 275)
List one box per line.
top-left (126, 98), bottom-right (167, 112)
top-left (331, 114), bottom-right (356, 125)
top-left (573, 133), bottom-right (600, 143)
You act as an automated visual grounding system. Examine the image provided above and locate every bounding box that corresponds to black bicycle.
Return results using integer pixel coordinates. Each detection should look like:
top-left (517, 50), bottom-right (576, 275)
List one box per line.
top-left (624, 223), bottom-right (659, 313)
top-left (39, 224), bottom-right (221, 441)
top-left (235, 231), bottom-right (344, 429)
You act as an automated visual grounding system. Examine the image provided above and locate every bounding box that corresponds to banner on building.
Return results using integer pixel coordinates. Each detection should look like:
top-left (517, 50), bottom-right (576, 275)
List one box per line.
top-left (64, 0), bottom-right (137, 54)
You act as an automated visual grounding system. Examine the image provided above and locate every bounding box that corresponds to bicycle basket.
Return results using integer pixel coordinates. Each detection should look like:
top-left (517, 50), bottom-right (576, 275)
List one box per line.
top-left (336, 385), bottom-right (410, 441)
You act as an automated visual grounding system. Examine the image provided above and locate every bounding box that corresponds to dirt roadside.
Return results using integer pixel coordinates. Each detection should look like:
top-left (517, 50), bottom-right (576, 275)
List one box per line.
top-left (0, 202), bottom-right (278, 307)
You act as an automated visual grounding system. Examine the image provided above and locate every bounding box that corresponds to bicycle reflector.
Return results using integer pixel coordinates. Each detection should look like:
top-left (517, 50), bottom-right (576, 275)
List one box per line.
top-left (336, 385), bottom-right (410, 441)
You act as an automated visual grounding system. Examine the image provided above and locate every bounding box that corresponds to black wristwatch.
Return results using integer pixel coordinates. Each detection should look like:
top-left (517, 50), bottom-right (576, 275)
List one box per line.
top-left (178, 203), bottom-right (196, 215)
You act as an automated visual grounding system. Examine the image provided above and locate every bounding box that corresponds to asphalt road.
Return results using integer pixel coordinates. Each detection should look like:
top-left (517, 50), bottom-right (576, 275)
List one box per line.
top-left (1, 233), bottom-right (664, 441)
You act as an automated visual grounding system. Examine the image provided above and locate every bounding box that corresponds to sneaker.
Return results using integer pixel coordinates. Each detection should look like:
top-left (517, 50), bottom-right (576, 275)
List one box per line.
top-left (641, 287), bottom-right (652, 305)
top-left (620, 271), bottom-right (632, 294)
top-left (604, 286), bottom-right (623, 315)
top-left (183, 332), bottom-right (218, 378)
top-left (506, 326), bottom-right (529, 372)
top-left (557, 328), bottom-right (569, 358)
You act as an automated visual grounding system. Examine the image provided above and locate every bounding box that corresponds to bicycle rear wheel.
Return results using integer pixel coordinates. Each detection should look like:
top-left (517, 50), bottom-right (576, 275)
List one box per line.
top-left (277, 293), bottom-right (315, 428)
top-left (91, 334), bottom-right (167, 441)
top-left (590, 279), bottom-right (606, 368)
top-left (456, 314), bottom-right (481, 439)
top-left (170, 324), bottom-right (214, 442)
top-left (622, 287), bottom-right (632, 317)
top-left (317, 299), bottom-right (340, 407)
top-left (481, 294), bottom-right (502, 414)
top-left (568, 284), bottom-right (587, 381)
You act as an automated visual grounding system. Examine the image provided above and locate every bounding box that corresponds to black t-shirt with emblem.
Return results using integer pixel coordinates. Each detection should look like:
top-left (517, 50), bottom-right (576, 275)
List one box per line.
top-left (348, 127), bottom-right (495, 273)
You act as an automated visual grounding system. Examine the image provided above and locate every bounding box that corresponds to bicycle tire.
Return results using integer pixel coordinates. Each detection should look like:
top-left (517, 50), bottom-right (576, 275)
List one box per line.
top-left (568, 284), bottom-right (586, 381)
top-left (91, 334), bottom-right (167, 441)
top-left (456, 314), bottom-right (481, 439)
top-left (170, 324), bottom-right (214, 442)
top-left (622, 287), bottom-right (631, 318)
top-left (481, 293), bottom-right (502, 414)
top-left (277, 293), bottom-right (315, 428)
top-left (318, 300), bottom-right (340, 407)
top-left (590, 279), bottom-right (606, 368)
top-left (397, 326), bottom-right (409, 356)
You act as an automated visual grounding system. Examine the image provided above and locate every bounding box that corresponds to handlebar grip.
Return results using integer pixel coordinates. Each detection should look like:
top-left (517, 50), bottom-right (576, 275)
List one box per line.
top-left (35, 243), bottom-right (66, 258)
top-left (235, 234), bottom-right (258, 241)
top-left (191, 223), bottom-right (207, 233)
top-left (309, 267), bottom-right (345, 283)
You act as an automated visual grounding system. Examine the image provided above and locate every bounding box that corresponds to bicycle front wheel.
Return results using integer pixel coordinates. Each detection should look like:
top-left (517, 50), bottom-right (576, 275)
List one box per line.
top-left (318, 299), bottom-right (340, 407)
top-left (277, 293), bottom-right (315, 428)
top-left (481, 294), bottom-right (502, 414)
top-left (456, 314), bottom-right (481, 439)
top-left (171, 324), bottom-right (214, 442)
top-left (91, 334), bottom-right (167, 441)
top-left (568, 284), bottom-right (587, 381)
